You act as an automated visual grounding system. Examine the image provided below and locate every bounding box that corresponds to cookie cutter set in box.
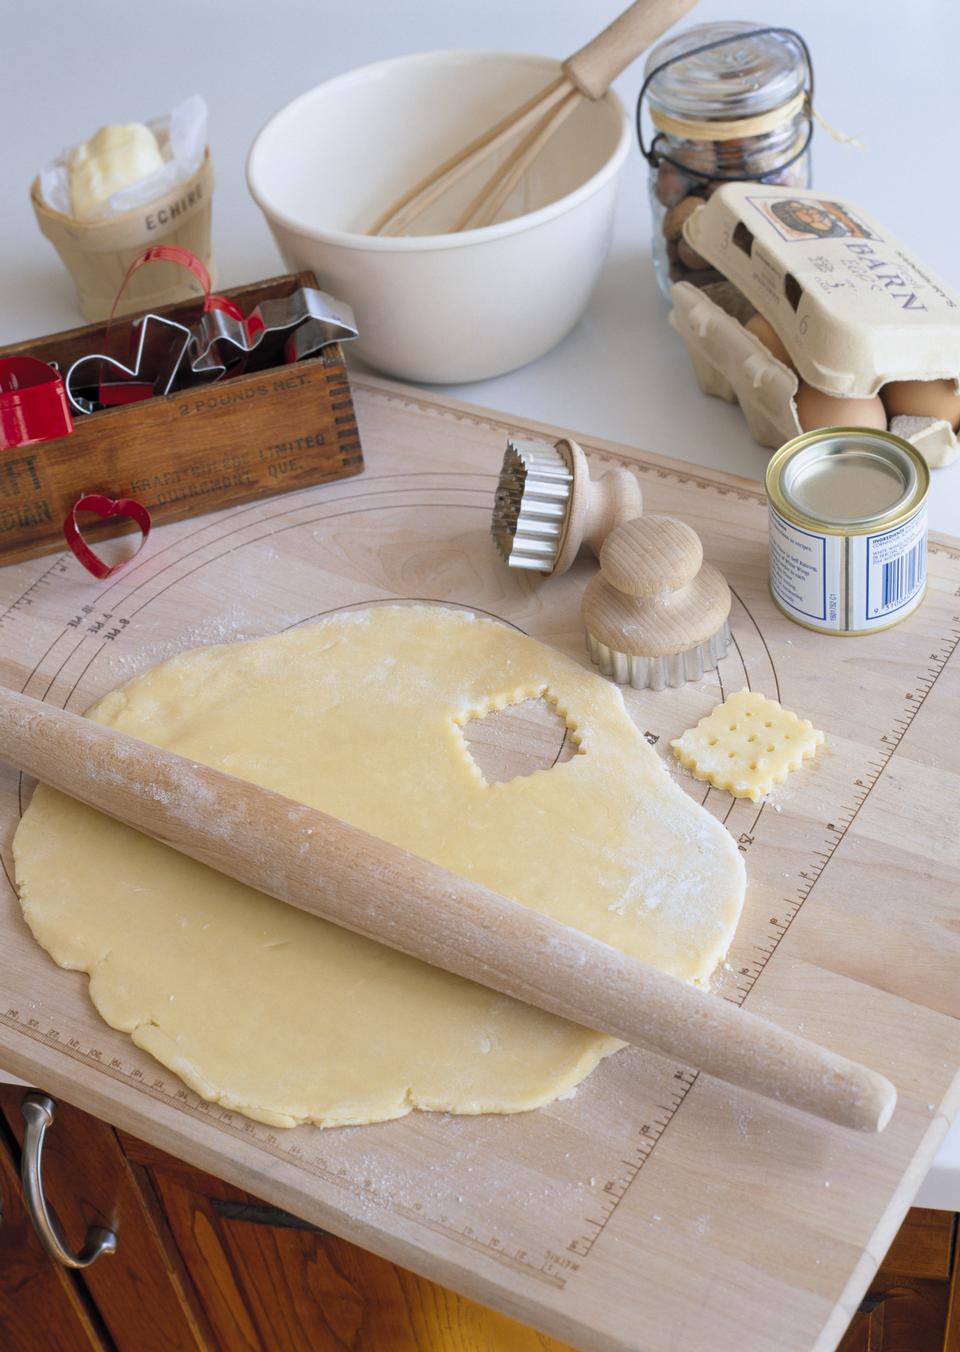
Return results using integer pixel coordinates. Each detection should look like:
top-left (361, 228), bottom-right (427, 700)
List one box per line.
top-left (0, 254), bottom-right (359, 576)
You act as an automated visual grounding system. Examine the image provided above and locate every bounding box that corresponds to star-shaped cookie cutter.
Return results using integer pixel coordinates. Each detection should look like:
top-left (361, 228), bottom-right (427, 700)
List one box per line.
top-left (188, 287), bottom-right (358, 379)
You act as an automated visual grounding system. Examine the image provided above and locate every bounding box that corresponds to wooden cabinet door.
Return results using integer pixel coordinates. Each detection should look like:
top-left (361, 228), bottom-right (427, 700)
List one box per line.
top-left (0, 1112), bottom-right (106, 1352)
top-left (840, 1286), bottom-right (952, 1352)
top-left (837, 1209), bottom-right (957, 1352)
top-left (0, 1086), bottom-right (211, 1352)
top-left (120, 1136), bottom-right (572, 1352)
top-left (3, 1083), bottom-right (958, 1352)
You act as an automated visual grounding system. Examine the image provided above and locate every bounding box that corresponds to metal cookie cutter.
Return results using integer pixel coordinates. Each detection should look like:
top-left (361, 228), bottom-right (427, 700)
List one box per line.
top-left (188, 287), bottom-right (359, 379)
top-left (582, 515), bottom-right (731, 691)
top-left (65, 313), bottom-right (193, 415)
top-left (491, 437), bottom-right (643, 576)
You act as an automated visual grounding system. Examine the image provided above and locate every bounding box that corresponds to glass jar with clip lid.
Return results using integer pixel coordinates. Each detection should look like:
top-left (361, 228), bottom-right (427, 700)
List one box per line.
top-left (638, 22), bottom-right (814, 300)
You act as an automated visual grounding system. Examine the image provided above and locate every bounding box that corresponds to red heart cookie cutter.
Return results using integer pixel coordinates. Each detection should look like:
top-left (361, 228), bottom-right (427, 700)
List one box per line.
top-left (64, 494), bottom-right (152, 579)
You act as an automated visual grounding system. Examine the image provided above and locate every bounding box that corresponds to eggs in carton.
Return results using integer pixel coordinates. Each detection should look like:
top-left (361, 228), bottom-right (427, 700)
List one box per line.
top-left (669, 185), bottom-right (960, 468)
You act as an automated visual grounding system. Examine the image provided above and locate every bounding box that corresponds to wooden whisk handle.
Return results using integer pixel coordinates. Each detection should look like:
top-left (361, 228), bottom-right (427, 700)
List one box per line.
top-left (564, 0), bottom-right (701, 100)
top-left (0, 686), bottom-right (895, 1133)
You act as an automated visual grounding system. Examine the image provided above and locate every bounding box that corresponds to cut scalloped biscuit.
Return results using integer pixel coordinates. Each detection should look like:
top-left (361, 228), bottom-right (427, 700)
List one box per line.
top-left (671, 689), bottom-right (824, 802)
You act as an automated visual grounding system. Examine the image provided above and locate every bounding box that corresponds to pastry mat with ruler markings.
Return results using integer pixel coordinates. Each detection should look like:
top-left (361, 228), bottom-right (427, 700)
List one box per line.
top-left (0, 375), bottom-right (958, 1352)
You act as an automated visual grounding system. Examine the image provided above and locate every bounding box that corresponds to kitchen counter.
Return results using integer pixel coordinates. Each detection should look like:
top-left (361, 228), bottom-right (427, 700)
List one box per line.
top-left (0, 0), bottom-right (958, 1216)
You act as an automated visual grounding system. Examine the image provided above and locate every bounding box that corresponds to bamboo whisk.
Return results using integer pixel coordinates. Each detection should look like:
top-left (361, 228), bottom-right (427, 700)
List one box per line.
top-left (370, 0), bottom-right (699, 236)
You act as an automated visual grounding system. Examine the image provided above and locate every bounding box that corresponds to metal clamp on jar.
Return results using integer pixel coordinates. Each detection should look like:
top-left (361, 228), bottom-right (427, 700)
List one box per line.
top-left (638, 22), bottom-right (814, 299)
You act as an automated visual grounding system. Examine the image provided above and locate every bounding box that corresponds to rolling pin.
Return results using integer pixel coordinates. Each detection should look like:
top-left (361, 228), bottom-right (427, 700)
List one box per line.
top-left (0, 685), bottom-right (896, 1134)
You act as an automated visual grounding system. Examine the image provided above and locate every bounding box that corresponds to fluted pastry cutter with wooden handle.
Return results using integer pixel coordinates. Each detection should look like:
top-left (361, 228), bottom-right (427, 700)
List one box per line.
top-left (491, 437), bottom-right (643, 575)
top-left (583, 514), bottom-right (731, 690)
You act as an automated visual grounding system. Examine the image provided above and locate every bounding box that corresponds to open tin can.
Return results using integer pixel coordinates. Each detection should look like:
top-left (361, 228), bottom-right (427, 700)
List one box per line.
top-left (766, 428), bottom-right (929, 635)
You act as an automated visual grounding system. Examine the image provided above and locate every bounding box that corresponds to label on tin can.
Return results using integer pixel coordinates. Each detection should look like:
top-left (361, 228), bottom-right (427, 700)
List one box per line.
top-left (769, 503), bottom-right (927, 633)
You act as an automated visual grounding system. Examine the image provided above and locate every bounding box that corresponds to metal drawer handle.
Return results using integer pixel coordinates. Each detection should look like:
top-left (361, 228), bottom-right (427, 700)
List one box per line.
top-left (20, 1093), bottom-right (117, 1268)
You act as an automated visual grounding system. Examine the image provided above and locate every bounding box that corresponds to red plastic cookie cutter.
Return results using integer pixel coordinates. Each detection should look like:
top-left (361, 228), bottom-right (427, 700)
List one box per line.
top-left (107, 245), bottom-right (244, 332)
top-left (0, 356), bottom-right (73, 450)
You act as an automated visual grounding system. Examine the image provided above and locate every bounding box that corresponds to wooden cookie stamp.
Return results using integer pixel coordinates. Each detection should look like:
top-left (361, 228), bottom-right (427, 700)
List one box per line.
top-left (491, 437), bottom-right (643, 576)
top-left (582, 514), bottom-right (731, 690)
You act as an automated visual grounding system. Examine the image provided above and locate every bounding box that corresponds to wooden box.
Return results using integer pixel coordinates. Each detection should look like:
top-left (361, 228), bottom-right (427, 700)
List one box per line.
top-left (0, 270), bottom-right (363, 567)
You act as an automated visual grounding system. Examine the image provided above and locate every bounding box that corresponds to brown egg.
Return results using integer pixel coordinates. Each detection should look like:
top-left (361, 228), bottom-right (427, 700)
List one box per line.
top-left (881, 378), bottom-right (960, 430)
top-left (794, 383), bottom-right (888, 433)
top-left (676, 237), bottom-right (710, 271)
top-left (745, 314), bottom-right (795, 370)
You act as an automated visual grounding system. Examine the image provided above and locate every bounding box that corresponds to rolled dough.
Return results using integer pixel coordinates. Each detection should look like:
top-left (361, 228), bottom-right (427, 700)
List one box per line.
top-left (13, 606), bottom-right (745, 1129)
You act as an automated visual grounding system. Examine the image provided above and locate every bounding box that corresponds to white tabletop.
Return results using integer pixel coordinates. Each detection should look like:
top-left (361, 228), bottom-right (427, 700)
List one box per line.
top-left (2, 0), bottom-right (958, 1209)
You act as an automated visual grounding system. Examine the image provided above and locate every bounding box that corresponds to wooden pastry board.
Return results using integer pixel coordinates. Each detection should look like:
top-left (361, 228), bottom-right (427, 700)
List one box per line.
top-left (1, 376), bottom-right (958, 1352)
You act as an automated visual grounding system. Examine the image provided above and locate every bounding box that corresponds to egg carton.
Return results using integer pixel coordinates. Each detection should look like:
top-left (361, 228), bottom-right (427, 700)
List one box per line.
top-left (669, 185), bottom-right (960, 469)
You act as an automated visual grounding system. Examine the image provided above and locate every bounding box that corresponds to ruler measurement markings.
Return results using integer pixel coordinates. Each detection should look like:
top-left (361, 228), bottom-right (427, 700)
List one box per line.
top-left (0, 1008), bottom-right (566, 1289)
top-left (566, 610), bottom-right (960, 1257)
top-left (567, 1073), bottom-right (698, 1259)
top-left (0, 558), bottom-right (70, 632)
top-left (728, 620), bottom-right (960, 1013)
top-left (567, 1124), bottom-right (690, 1257)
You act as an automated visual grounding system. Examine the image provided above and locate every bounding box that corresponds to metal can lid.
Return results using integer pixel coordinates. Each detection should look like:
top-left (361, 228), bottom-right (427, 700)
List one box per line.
top-left (767, 428), bottom-right (929, 532)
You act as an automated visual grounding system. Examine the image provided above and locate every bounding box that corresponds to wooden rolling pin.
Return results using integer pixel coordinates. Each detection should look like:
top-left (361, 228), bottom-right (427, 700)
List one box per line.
top-left (0, 686), bottom-right (896, 1134)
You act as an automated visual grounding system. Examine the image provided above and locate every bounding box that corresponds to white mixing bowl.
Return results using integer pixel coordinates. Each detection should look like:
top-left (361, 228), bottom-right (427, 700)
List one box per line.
top-left (247, 51), bottom-right (630, 383)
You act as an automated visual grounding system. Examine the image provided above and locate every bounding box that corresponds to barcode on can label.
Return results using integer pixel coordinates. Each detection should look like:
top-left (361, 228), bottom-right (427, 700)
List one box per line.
top-left (867, 517), bottom-right (927, 620)
top-left (769, 502), bottom-right (927, 633)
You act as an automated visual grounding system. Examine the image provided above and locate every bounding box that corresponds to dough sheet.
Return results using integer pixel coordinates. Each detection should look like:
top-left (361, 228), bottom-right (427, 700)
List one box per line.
top-left (14, 607), bottom-right (745, 1128)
